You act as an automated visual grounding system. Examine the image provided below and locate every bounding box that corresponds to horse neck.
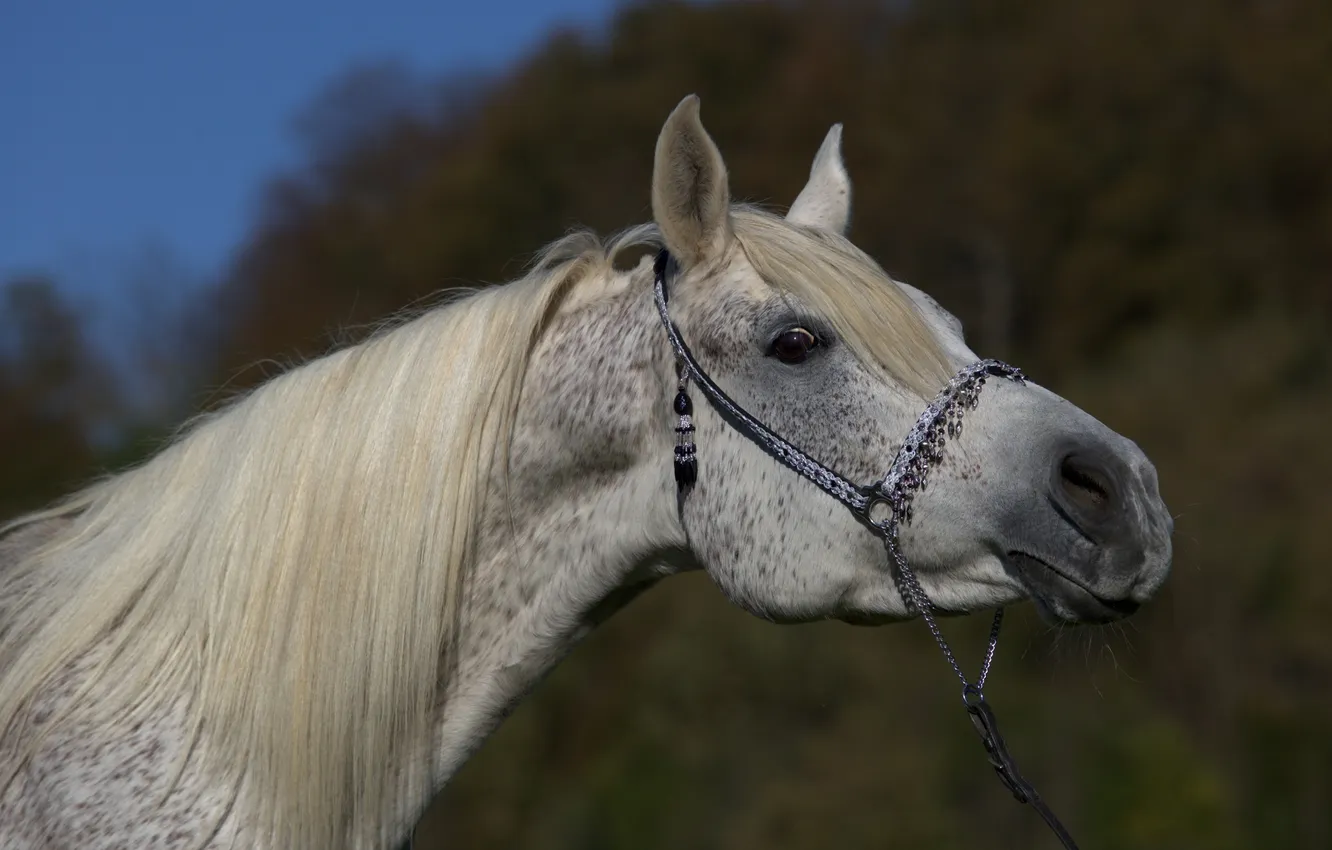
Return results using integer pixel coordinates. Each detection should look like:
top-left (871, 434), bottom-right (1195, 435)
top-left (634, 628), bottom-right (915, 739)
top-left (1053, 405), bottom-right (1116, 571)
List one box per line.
top-left (422, 270), bottom-right (690, 793)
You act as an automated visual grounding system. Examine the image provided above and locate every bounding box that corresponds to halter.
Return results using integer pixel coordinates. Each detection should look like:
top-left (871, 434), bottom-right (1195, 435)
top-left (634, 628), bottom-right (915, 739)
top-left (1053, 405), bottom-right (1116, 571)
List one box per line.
top-left (653, 249), bottom-right (1080, 850)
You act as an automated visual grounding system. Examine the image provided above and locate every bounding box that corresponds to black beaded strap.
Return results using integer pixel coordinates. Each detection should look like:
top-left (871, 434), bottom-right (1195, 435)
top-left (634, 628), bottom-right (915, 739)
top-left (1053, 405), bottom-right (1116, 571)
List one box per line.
top-left (653, 251), bottom-right (871, 515)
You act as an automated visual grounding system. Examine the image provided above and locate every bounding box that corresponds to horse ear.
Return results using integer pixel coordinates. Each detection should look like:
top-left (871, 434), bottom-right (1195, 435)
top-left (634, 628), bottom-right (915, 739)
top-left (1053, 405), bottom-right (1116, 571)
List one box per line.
top-left (652, 95), bottom-right (732, 267)
top-left (786, 124), bottom-right (851, 235)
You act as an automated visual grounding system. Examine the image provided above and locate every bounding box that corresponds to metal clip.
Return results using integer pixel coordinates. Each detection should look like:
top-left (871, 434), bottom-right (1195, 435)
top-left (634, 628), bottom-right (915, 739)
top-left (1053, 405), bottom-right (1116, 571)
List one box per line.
top-left (963, 686), bottom-right (1032, 804)
top-left (962, 688), bottom-right (1082, 849)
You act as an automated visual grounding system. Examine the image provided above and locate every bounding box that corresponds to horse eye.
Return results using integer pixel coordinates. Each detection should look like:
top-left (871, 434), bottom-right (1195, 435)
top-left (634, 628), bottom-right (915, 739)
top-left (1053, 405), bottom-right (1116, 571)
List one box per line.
top-left (770, 328), bottom-right (818, 364)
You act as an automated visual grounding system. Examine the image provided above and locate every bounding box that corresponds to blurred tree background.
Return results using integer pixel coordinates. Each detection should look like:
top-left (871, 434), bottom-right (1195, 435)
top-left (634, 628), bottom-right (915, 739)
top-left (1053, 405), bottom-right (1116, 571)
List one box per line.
top-left (3, 0), bottom-right (1330, 847)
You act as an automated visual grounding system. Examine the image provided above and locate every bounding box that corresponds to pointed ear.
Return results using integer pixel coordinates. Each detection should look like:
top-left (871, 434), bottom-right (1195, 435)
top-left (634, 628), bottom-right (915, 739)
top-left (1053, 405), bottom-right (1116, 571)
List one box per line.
top-left (786, 124), bottom-right (851, 234)
top-left (652, 95), bottom-right (732, 267)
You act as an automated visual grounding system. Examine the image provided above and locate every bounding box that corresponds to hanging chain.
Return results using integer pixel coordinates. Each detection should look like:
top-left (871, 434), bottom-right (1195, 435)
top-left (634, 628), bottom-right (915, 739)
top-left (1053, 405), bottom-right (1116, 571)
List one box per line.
top-left (886, 534), bottom-right (1003, 698)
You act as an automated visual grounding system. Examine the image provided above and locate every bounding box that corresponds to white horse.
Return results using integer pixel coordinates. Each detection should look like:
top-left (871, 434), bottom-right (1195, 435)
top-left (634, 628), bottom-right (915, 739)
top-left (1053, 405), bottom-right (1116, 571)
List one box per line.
top-left (0, 96), bottom-right (1172, 849)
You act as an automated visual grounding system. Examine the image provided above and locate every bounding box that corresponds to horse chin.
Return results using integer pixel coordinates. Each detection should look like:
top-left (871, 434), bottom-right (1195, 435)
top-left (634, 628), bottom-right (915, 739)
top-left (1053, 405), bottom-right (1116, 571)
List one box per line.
top-left (1005, 551), bottom-right (1141, 626)
top-left (836, 602), bottom-right (969, 627)
top-left (837, 610), bottom-right (904, 627)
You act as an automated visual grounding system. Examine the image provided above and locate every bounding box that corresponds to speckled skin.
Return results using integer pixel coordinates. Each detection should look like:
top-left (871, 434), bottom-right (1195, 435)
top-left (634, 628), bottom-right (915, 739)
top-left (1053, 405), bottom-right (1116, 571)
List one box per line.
top-left (0, 98), bottom-right (1173, 848)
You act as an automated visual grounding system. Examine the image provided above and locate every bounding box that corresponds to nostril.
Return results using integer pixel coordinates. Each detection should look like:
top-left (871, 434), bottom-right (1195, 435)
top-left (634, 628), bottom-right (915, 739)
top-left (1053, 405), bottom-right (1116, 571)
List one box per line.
top-left (1060, 454), bottom-right (1113, 516)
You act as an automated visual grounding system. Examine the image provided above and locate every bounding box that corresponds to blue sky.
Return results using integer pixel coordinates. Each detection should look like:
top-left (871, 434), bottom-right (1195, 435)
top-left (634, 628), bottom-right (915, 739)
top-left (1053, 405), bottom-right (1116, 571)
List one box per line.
top-left (0, 0), bottom-right (622, 306)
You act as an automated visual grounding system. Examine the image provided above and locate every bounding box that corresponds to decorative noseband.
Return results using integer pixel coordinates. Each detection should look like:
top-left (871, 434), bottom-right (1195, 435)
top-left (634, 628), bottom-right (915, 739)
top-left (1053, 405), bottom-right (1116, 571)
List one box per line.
top-left (652, 249), bottom-right (1080, 850)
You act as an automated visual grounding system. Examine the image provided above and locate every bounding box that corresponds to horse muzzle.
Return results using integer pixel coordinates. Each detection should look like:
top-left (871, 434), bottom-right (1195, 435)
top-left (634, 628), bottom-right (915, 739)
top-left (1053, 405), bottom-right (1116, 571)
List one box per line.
top-left (1003, 435), bottom-right (1174, 624)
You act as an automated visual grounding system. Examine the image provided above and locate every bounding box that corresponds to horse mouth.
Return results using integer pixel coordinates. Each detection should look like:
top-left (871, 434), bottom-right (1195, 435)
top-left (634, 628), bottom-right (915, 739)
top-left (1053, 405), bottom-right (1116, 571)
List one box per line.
top-left (1005, 551), bottom-right (1140, 625)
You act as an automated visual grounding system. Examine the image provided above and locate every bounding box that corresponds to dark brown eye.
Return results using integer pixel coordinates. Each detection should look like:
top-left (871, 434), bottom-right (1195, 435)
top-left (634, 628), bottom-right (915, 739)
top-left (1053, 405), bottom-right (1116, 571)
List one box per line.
top-left (770, 327), bottom-right (818, 364)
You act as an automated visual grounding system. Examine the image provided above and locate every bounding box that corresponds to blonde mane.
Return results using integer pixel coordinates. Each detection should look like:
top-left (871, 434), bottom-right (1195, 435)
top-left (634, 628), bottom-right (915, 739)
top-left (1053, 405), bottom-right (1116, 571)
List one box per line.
top-left (0, 226), bottom-right (655, 849)
top-left (729, 206), bottom-right (952, 396)
top-left (0, 206), bottom-right (946, 849)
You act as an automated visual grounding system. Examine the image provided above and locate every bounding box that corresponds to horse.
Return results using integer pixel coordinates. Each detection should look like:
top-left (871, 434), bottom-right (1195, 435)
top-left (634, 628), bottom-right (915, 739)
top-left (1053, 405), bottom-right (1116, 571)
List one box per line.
top-left (0, 95), bottom-right (1173, 849)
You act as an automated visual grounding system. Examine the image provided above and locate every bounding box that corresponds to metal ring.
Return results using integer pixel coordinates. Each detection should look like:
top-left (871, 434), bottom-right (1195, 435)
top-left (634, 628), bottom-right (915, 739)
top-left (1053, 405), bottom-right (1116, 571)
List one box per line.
top-left (962, 683), bottom-right (985, 708)
top-left (863, 496), bottom-right (895, 531)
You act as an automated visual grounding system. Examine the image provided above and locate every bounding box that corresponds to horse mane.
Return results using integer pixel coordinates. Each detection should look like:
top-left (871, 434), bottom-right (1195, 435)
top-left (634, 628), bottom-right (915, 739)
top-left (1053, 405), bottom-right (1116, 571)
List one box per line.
top-left (728, 206), bottom-right (952, 397)
top-left (0, 223), bottom-right (659, 849)
top-left (0, 205), bottom-right (945, 849)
